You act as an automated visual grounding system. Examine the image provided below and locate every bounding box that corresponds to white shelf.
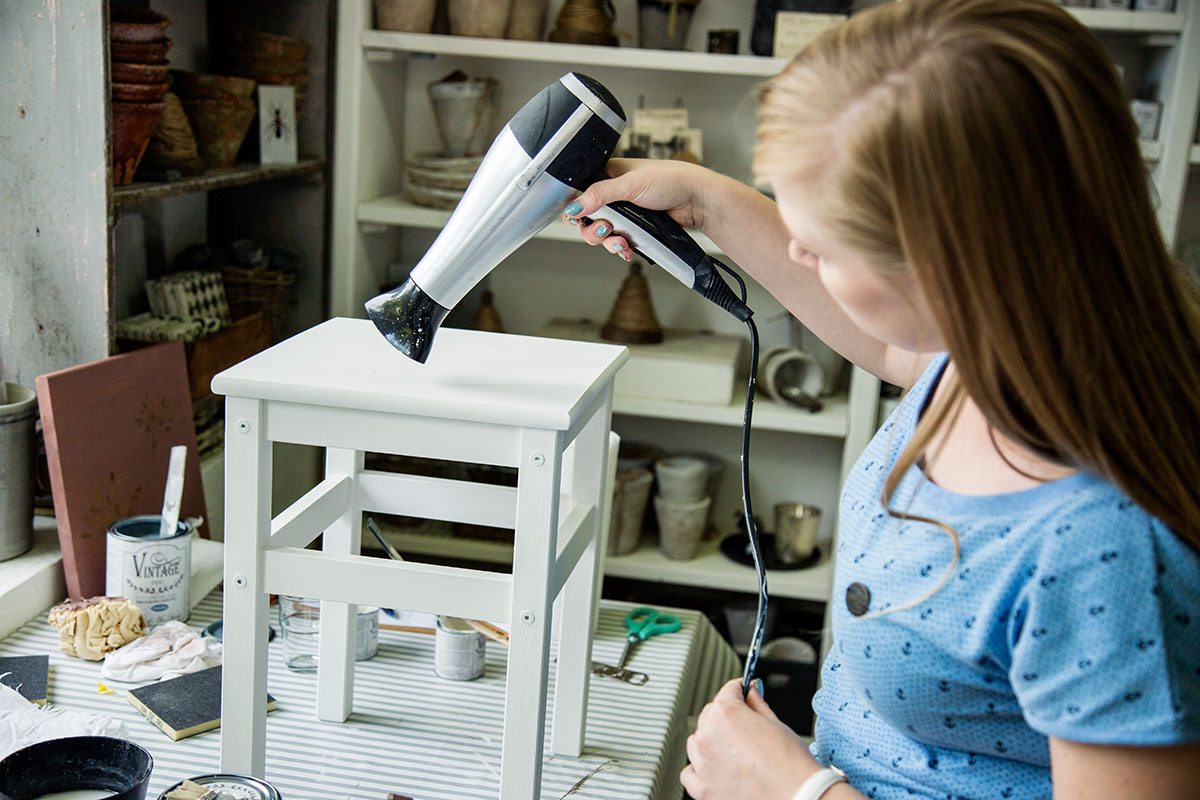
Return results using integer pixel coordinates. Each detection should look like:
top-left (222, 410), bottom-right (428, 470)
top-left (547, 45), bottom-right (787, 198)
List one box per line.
top-left (361, 29), bottom-right (789, 76)
top-left (358, 194), bottom-right (722, 254)
top-left (1191, 143), bottom-right (1200, 163)
top-left (614, 392), bottom-right (848, 437)
top-left (1142, 138), bottom-right (1163, 161)
top-left (370, 523), bottom-right (832, 603)
top-left (607, 538), bottom-right (831, 603)
top-left (1069, 8), bottom-right (1186, 34)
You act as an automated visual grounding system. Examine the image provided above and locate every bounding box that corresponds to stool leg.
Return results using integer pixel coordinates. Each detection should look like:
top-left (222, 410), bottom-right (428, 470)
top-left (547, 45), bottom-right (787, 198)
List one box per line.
top-left (502, 428), bottom-right (563, 800)
top-left (317, 447), bottom-right (363, 722)
top-left (551, 401), bottom-right (613, 756)
top-left (221, 397), bottom-right (273, 776)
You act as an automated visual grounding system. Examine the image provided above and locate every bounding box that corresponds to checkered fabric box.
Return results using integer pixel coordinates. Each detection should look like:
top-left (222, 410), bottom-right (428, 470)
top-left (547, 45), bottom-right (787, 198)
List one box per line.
top-left (146, 270), bottom-right (231, 328)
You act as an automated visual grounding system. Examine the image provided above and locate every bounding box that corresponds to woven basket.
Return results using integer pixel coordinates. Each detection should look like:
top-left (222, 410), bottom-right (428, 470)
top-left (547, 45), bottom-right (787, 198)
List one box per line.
top-left (220, 266), bottom-right (296, 341)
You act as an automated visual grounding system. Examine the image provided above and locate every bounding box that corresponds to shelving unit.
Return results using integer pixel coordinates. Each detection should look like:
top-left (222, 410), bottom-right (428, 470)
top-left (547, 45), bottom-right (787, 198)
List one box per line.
top-left (112, 157), bottom-right (325, 207)
top-left (330, 0), bottom-right (883, 635)
top-left (329, 0), bottom-right (1200, 642)
top-left (5, 1), bottom-right (333, 383)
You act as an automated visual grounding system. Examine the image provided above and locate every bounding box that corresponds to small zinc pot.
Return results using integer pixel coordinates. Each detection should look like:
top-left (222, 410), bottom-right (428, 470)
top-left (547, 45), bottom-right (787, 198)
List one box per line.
top-left (0, 736), bottom-right (154, 800)
top-left (0, 383), bottom-right (37, 562)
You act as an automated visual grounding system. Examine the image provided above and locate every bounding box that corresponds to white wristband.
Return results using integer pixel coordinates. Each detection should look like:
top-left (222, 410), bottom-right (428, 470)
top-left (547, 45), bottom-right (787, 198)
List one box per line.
top-left (790, 767), bottom-right (847, 800)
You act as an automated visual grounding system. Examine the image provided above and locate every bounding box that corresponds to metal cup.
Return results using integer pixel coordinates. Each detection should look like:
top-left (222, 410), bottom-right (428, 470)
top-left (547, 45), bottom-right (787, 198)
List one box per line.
top-left (774, 503), bottom-right (821, 565)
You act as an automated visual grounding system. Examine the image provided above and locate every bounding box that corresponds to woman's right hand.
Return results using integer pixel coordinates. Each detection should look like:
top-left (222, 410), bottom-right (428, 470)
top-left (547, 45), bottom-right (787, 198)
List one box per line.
top-left (562, 158), bottom-right (727, 260)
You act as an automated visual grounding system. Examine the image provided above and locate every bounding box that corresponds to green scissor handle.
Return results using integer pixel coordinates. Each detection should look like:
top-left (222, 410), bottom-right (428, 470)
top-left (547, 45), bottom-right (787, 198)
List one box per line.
top-left (625, 606), bottom-right (682, 642)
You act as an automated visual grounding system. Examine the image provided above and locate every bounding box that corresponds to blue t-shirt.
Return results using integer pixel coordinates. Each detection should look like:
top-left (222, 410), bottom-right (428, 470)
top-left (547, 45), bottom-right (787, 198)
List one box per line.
top-left (810, 354), bottom-right (1200, 800)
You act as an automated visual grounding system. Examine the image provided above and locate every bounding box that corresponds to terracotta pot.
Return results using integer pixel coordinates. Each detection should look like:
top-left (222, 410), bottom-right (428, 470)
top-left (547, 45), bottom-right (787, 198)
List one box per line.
top-left (223, 49), bottom-right (308, 77)
top-left (111, 60), bottom-right (169, 84)
top-left (109, 6), bottom-right (171, 43)
top-left (226, 30), bottom-right (311, 61)
top-left (375, 0), bottom-right (439, 32)
top-left (182, 95), bottom-right (257, 169)
top-left (110, 37), bottom-right (171, 62)
top-left (111, 100), bottom-right (166, 184)
top-left (448, 0), bottom-right (514, 37)
top-left (112, 81), bottom-right (170, 103)
top-left (507, 0), bottom-right (549, 40)
top-left (170, 70), bottom-right (257, 99)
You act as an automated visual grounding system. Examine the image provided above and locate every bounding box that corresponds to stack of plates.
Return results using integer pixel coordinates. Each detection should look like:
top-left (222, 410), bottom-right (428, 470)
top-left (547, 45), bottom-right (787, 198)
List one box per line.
top-left (405, 152), bottom-right (483, 209)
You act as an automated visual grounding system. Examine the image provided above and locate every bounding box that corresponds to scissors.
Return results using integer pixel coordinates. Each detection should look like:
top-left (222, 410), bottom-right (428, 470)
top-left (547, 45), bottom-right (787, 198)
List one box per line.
top-left (618, 606), bottom-right (682, 668)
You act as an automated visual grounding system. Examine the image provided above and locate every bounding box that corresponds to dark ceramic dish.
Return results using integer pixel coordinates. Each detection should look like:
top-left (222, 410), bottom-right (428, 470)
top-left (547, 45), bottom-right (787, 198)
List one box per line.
top-left (0, 736), bottom-right (153, 800)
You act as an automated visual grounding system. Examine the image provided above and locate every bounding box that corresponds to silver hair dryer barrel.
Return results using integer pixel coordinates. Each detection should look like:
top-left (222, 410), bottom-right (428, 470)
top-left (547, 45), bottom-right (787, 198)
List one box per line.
top-left (366, 72), bottom-right (752, 362)
top-left (366, 72), bottom-right (625, 362)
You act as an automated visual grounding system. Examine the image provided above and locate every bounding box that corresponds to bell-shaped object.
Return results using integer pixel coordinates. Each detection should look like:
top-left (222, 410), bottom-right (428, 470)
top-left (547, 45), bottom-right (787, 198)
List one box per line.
top-left (601, 261), bottom-right (664, 344)
top-left (472, 289), bottom-right (505, 333)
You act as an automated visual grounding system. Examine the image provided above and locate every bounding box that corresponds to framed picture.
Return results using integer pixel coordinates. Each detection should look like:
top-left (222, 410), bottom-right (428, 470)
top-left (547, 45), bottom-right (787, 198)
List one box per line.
top-left (258, 84), bottom-right (298, 165)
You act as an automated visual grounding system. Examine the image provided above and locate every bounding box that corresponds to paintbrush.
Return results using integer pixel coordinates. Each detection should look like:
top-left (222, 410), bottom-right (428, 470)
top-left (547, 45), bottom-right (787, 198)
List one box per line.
top-left (366, 517), bottom-right (509, 646)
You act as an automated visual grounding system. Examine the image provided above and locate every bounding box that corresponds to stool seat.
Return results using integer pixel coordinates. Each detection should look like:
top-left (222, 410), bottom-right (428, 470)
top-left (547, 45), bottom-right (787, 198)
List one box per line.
top-left (212, 318), bottom-right (627, 799)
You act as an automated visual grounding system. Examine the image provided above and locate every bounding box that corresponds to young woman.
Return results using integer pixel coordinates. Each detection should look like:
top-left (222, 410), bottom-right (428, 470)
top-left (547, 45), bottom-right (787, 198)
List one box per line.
top-left (564, 1), bottom-right (1200, 797)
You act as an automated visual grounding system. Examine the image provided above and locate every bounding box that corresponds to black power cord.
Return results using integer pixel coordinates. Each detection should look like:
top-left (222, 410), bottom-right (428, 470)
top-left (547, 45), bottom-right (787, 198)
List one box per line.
top-left (713, 260), bottom-right (768, 698)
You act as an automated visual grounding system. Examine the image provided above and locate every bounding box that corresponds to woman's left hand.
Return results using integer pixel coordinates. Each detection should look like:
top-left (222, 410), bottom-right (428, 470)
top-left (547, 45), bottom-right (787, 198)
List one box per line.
top-left (681, 678), bottom-right (823, 800)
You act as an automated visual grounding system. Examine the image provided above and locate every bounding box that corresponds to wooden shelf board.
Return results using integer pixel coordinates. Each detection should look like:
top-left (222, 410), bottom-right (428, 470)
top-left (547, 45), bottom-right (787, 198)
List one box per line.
top-left (360, 29), bottom-right (789, 77)
top-left (369, 522), bottom-right (832, 602)
top-left (358, 193), bottom-right (722, 254)
top-left (605, 537), bottom-right (832, 602)
top-left (113, 157), bottom-right (325, 207)
top-left (614, 392), bottom-right (848, 436)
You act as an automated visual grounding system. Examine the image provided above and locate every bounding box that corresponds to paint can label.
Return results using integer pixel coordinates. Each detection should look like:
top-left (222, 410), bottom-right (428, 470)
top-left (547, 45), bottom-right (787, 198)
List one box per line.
top-left (356, 605), bottom-right (379, 661)
top-left (106, 514), bottom-right (192, 626)
top-left (434, 615), bottom-right (486, 680)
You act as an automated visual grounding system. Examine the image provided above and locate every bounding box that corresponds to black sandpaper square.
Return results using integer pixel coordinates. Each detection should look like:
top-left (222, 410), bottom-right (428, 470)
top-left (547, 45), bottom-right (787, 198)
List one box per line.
top-left (0, 654), bottom-right (50, 706)
top-left (127, 664), bottom-right (276, 740)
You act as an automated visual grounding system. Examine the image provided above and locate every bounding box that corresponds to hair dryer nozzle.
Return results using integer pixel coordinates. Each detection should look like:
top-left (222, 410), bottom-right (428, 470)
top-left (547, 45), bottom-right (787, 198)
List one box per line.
top-left (365, 277), bottom-right (449, 363)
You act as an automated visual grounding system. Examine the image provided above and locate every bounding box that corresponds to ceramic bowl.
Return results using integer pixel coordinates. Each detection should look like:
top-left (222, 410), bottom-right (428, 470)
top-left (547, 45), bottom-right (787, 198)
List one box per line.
top-left (0, 736), bottom-right (153, 800)
top-left (109, 6), bottom-right (171, 43)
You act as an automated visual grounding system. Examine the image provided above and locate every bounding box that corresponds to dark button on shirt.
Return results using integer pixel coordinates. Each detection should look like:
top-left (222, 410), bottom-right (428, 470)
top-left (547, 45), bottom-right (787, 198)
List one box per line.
top-left (846, 582), bottom-right (871, 616)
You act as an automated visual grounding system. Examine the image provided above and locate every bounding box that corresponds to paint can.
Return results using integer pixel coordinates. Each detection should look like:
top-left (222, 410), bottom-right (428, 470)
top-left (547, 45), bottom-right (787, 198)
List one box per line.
top-left (157, 773), bottom-right (282, 800)
top-left (434, 615), bottom-right (486, 680)
top-left (106, 514), bottom-right (192, 625)
top-left (356, 605), bottom-right (380, 661)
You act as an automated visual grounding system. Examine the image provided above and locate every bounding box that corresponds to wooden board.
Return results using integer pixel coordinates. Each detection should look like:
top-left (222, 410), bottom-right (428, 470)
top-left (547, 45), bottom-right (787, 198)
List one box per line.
top-left (36, 341), bottom-right (209, 598)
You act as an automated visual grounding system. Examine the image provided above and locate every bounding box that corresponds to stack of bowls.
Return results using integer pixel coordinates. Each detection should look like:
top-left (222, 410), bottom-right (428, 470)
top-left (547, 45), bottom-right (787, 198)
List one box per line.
top-left (171, 70), bottom-right (258, 170)
top-left (653, 455), bottom-right (712, 560)
top-left (405, 152), bottom-right (484, 209)
top-left (109, 6), bottom-right (172, 184)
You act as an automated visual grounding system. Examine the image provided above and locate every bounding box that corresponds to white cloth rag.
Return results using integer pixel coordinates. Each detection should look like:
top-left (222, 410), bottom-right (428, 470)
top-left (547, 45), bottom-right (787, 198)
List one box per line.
top-left (0, 681), bottom-right (127, 761)
top-left (101, 619), bottom-right (222, 683)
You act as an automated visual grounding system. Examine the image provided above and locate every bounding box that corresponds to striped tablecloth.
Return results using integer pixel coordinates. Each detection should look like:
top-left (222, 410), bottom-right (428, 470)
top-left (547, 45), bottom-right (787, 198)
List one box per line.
top-left (0, 592), bottom-right (740, 800)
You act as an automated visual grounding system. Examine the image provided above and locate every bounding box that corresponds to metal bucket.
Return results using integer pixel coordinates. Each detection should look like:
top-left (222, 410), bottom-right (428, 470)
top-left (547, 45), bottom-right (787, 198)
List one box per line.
top-left (0, 383), bottom-right (37, 562)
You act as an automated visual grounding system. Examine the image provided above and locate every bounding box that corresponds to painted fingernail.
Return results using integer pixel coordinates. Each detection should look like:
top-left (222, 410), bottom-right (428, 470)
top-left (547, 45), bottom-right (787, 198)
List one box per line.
top-left (753, 678), bottom-right (764, 697)
top-left (612, 243), bottom-right (625, 252)
top-left (565, 201), bottom-right (583, 216)
top-left (595, 225), bottom-right (610, 237)
top-left (622, 251), bottom-right (632, 261)
top-left (568, 217), bottom-right (580, 225)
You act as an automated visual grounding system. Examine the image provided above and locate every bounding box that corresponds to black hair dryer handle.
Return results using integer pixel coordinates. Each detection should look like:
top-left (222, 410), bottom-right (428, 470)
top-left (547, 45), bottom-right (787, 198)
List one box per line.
top-left (591, 200), bottom-right (753, 321)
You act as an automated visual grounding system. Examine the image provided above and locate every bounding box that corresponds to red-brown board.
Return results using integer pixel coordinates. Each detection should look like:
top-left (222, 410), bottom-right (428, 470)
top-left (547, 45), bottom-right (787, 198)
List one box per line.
top-left (36, 341), bottom-right (210, 598)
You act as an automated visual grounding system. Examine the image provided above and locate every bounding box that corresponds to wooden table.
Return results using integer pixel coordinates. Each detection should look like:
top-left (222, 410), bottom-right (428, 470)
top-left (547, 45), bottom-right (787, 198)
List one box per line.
top-left (0, 590), bottom-right (740, 799)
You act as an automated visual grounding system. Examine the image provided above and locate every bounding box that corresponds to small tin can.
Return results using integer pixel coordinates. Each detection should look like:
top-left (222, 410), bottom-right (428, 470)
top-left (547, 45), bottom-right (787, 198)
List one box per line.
top-left (106, 514), bottom-right (192, 625)
top-left (434, 615), bottom-right (486, 680)
top-left (356, 605), bottom-right (379, 661)
top-left (158, 773), bottom-right (282, 800)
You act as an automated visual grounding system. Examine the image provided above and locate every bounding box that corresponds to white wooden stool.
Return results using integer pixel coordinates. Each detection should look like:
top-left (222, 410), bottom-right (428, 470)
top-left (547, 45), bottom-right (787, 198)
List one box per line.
top-left (211, 318), bottom-right (627, 799)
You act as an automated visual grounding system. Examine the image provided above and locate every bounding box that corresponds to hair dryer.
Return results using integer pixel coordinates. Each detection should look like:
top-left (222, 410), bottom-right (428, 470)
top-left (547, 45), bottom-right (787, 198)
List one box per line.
top-left (365, 72), bottom-right (753, 363)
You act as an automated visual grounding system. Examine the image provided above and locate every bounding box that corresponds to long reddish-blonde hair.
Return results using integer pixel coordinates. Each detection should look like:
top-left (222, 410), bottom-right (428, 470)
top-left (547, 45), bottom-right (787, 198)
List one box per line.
top-left (756, 0), bottom-right (1200, 548)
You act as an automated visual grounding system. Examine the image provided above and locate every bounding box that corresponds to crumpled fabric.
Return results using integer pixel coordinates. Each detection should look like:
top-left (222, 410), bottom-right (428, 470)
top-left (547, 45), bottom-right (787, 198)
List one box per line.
top-left (0, 681), bottom-right (127, 761)
top-left (101, 619), bottom-right (222, 682)
top-left (46, 595), bottom-right (146, 661)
